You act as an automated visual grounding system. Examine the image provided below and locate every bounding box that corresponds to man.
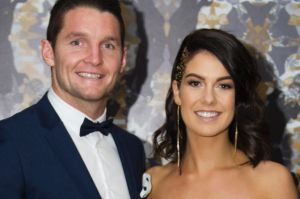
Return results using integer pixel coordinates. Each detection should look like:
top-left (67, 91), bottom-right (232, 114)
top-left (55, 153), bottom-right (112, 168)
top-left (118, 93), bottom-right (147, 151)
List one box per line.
top-left (0, 0), bottom-right (145, 198)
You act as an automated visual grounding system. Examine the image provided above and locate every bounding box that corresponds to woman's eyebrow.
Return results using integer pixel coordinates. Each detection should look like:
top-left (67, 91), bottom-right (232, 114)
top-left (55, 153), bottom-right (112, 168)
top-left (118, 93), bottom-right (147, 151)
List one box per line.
top-left (185, 73), bottom-right (232, 82)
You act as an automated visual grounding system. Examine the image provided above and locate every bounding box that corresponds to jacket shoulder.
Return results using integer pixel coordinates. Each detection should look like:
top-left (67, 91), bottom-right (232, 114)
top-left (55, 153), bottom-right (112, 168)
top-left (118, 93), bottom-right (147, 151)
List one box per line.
top-left (0, 97), bottom-right (45, 140)
top-left (111, 123), bottom-right (143, 144)
top-left (0, 104), bottom-right (37, 125)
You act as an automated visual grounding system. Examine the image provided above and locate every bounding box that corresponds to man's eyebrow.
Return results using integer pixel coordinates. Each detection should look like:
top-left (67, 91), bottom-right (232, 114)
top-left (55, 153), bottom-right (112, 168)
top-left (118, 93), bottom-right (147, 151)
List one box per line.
top-left (101, 36), bottom-right (121, 45)
top-left (64, 32), bottom-right (87, 39)
top-left (63, 33), bottom-right (120, 44)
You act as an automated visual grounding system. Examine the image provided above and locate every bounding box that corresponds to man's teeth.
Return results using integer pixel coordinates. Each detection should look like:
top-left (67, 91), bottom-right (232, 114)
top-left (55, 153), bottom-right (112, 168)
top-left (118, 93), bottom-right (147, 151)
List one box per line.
top-left (78, 72), bottom-right (102, 79)
top-left (196, 111), bottom-right (219, 118)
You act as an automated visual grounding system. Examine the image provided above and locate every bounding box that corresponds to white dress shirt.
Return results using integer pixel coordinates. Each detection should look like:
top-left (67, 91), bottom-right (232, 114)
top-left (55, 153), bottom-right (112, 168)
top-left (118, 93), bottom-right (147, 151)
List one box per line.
top-left (47, 88), bottom-right (130, 199)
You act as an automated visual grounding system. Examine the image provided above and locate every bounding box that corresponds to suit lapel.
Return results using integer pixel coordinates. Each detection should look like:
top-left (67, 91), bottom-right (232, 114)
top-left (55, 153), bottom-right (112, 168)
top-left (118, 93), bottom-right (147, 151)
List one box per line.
top-left (36, 95), bottom-right (101, 199)
top-left (110, 127), bottom-right (138, 199)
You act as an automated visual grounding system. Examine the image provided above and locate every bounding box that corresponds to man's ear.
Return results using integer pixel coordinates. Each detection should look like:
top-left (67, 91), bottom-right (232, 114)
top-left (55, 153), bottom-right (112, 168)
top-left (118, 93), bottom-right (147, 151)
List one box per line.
top-left (120, 46), bottom-right (127, 73)
top-left (172, 80), bottom-right (181, 105)
top-left (40, 39), bottom-right (55, 67)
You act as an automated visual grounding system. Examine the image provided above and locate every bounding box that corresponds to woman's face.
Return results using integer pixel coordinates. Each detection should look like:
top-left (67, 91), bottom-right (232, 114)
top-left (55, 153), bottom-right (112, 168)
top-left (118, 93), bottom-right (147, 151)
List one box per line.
top-left (173, 50), bottom-right (235, 137)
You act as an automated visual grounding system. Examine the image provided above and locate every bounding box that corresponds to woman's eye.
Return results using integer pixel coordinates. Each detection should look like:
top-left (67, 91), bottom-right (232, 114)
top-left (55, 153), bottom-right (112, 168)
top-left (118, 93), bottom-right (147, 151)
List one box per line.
top-left (218, 84), bottom-right (233, 89)
top-left (188, 80), bottom-right (201, 87)
top-left (70, 40), bottom-right (81, 46)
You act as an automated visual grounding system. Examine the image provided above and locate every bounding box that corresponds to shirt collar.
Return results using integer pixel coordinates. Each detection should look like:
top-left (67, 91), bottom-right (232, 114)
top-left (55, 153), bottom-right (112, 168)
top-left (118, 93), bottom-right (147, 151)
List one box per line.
top-left (47, 88), bottom-right (107, 137)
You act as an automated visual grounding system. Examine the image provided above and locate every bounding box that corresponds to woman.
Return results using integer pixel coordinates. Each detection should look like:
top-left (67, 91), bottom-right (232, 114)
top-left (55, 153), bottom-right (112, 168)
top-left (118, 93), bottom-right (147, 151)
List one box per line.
top-left (140, 29), bottom-right (298, 198)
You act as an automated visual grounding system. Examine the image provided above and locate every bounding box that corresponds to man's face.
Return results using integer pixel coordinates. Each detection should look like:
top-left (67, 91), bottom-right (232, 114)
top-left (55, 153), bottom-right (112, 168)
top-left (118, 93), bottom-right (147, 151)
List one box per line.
top-left (42, 6), bottom-right (126, 109)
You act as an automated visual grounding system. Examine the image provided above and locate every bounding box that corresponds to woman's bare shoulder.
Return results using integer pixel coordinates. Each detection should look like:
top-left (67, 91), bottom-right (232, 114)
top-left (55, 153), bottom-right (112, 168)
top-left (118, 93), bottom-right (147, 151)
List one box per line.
top-left (146, 163), bottom-right (175, 181)
top-left (254, 161), bottom-right (293, 178)
top-left (141, 164), bottom-right (176, 199)
top-left (253, 161), bottom-right (298, 198)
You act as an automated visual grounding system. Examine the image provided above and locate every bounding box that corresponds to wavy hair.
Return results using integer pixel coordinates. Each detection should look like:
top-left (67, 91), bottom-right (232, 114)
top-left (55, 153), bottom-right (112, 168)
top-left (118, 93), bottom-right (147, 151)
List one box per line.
top-left (153, 29), bottom-right (270, 167)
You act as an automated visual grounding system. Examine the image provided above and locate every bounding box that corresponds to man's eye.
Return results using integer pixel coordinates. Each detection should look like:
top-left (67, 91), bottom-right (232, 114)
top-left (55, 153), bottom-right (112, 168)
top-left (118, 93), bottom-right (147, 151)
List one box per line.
top-left (103, 43), bottom-right (115, 49)
top-left (70, 40), bottom-right (81, 46)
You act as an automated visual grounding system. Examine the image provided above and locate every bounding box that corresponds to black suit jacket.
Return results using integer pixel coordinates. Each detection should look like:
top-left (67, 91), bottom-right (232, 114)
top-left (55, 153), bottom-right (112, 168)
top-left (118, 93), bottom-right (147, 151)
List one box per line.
top-left (0, 94), bottom-right (145, 199)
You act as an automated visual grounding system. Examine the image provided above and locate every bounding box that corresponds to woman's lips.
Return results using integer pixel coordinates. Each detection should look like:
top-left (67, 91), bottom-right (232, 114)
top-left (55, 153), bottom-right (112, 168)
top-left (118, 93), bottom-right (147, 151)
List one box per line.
top-left (195, 111), bottom-right (220, 118)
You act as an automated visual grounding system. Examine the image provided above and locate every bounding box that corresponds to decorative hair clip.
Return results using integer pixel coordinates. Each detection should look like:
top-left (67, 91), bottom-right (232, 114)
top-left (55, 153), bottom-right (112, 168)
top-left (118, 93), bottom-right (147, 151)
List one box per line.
top-left (175, 47), bottom-right (189, 81)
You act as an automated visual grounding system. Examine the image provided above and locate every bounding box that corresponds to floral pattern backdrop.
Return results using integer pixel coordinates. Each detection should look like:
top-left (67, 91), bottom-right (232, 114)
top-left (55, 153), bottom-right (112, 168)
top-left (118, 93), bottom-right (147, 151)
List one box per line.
top-left (0, 0), bottom-right (299, 189)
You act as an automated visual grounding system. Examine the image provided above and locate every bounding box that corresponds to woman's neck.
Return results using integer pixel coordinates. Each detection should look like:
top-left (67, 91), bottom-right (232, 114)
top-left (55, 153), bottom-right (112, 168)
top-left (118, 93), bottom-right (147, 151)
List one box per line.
top-left (181, 133), bottom-right (243, 175)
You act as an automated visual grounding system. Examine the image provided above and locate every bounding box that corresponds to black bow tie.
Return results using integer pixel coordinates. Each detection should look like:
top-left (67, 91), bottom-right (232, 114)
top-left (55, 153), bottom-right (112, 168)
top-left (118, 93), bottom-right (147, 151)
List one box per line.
top-left (80, 118), bottom-right (113, 137)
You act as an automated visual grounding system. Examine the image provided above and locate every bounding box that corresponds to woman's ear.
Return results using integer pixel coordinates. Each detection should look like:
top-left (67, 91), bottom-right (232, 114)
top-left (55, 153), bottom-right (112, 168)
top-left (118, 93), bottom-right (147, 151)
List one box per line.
top-left (40, 39), bottom-right (55, 67)
top-left (172, 80), bottom-right (181, 105)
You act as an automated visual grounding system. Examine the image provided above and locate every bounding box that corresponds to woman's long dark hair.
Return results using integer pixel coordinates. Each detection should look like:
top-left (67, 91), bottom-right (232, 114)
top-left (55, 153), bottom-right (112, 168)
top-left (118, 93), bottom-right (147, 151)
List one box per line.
top-left (153, 29), bottom-right (270, 167)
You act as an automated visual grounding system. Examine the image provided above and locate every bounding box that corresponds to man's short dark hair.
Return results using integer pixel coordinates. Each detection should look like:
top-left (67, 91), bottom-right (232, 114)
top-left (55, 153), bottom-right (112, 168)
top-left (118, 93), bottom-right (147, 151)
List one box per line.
top-left (47, 0), bottom-right (125, 48)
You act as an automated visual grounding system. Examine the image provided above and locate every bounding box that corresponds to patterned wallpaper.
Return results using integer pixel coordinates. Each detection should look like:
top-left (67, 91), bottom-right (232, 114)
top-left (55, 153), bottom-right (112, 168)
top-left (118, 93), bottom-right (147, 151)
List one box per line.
top-left (0, 0), bottom-right (299, 188)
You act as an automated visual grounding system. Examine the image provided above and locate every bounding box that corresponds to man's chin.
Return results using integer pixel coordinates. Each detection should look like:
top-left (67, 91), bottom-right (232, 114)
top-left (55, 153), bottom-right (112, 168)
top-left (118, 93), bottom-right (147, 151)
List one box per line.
top-left (80, 93), bottom-right (109, 103)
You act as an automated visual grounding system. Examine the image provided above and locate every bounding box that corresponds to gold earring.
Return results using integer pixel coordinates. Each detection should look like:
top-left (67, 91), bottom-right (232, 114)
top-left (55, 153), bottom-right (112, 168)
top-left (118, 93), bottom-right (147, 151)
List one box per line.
top-left (234, 122), bottom-right (238, 158)
top-left (177, 106), bottom-right (182, 175)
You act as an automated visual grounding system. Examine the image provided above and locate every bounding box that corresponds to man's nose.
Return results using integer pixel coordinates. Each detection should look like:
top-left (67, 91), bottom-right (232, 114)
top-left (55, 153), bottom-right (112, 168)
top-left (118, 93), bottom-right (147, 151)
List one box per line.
top-left (84, 46), bottom-right (103, 66)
